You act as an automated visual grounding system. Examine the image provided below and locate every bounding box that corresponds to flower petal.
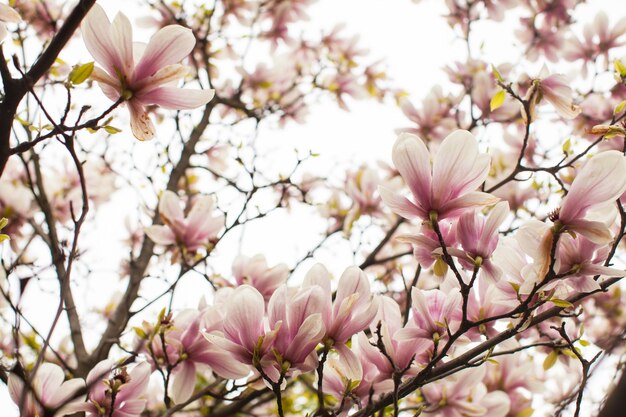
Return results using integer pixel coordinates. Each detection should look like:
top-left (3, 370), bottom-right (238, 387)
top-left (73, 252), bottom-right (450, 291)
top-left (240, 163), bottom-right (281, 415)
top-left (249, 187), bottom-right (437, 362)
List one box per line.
top-left (81, 4), bottom-right (121, 77)
top-left (133, 25), bottom-right (195, 81)
top-left (391, 133), bottom-right (432, 210)
top-left (379, 185), bottom-right (425, 219)
top-left (138, 86), bottom-right (215, 110)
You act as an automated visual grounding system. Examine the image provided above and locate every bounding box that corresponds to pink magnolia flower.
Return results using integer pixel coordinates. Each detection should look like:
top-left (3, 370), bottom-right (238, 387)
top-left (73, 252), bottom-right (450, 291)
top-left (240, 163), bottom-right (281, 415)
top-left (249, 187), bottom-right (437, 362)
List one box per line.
top-left (303, 264), bottom-right (379, 345)
top-left (398, 221), bottom-right (457, 270)
top-left (565, 12), bottom-right (626, 75)
top-left (323, 332), bottom-right (394, 411)
top-left (204, 285), bottom-right (277, 370)
top-left (67, 360), bottom-right (150, 417)
top-left (0, 3), bottom-right (20, 40)
top-left (421, 367), bottom-right (510, 417)
top-left (266, 284), bottom-right (326, 380)
top-left (8, 363), bottom-right (84, 417)
top-left (397, 88), bottom-right (459, 143)
top-left (379, 130), bottom-right (496, 222)
top-left (398, 288), bottom-right (462, 347)
top-left (145, 191), bottom-right (224, 252)
top-left (524, 67), bottom-right (581, 120)
top-left (449, 201), bottom-right (509, 282)
top-left (484, 348), bottom-right (538, 417)
top-left (555, 150), bottom-right (626, 243)
top-left (370, 296), bottom-right (429, 372)
top-left (147, 309), bottom-right (250, 403)
top-left (82, 4), bottom-right (214, 140)
top-left (554, 234), bottom-right (625, 293)
top-left (232, 254), bottom-right (289, 302)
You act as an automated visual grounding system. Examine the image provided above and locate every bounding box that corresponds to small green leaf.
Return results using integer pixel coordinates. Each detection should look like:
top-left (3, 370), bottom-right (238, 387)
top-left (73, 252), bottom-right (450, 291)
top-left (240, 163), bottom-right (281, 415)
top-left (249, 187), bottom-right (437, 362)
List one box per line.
top-left (562, 138), bottom-right (571, 154)
top-left (433, 257), bottom-right (448, 277)
top-left (550, 298), bottom-right (573, 308)
top-left (615, 59), bottom-right (626, 77)
top-left (543, 350), bottom-right (558, 370)
top-left (69, 62), bottom-right (94, 85)
top-left (515, 408), bottom-right (534, 417)
top-left (614, 100), bottom-right (626, 115)
top-left (103, 125), bottom-right (122, 134)
top-left (490, 89), bottom-right (506, 112)
top-left (492, 64), bottom-right (503, 83)
top-left (561, 348), bottom-right (578, 359)
top-left (579, 339), bottom-right (590, 347)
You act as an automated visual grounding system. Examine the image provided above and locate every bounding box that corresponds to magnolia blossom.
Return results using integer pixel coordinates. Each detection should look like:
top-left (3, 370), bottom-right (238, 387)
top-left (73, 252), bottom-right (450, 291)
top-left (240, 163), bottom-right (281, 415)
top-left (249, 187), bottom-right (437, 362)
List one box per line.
top-left (421, 367), bottom-right (510, 417)
top-left (145, 191), bottom-right (224, 252)
top-left (82, 4), bottom-right (214, 140)
top-left (232, 254), bottom-right (289, 301)
top-left (159, 309), bottom-right (249, 403)
top-left (397, 88), bottom-right (459, 143)
top-left (556, 150), bottom-right (626, 243)
top-left (205, 285), bottom-right (277, 370)
top-left (303, 264), bottom-right (379, 355)
top-left (267, 284), bottom-right (326, 380)
top-left (371, 296), bottom-right (429, 372)
top-left (449, 201), bottom-right (509, 282)
top-left (398, 221), bottom-right (457, 271)
top-left (67, 360), bottom-right (150, 417)
top-left (380, 130), bottom-right (496, 222)
top-left (524, 67), bottom-right (581, 120)
top-left (8, 363), bottom-right (84, 417)
top-left (398, 288), bottom-right (462, 347)
top-left (554, 234), bottom-right (625, 292)
top-left (0, 3), bottom-right (20, 40)
top-left (323, 332), bottom-right (394, 410)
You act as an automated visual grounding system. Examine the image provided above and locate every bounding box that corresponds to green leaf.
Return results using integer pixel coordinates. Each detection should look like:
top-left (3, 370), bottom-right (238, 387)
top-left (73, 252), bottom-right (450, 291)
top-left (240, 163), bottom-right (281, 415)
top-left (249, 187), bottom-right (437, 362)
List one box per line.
top-left (614, 100), bottom-right (626, 115)
top-left (492, 64), bottom-right (503, 83)
top-left (433, 257), bottom-right (448, 277)
top-left (562, 138), bottom-right (571, 154)
top-left (615, 59), bottom-right (626, 77)
top-left (490, 89), bottom-right (506, 112)
top-left (69, 62), bottom-right (94, 85)
top-left (550, 298), bottom-right (573, 308)
top-left (579, 339), bottom-right (590, 347)
top-left (103, 125), bottom-right (122, 134)
top-left (543, 350), bottom-right (558, 370)
top-left (515, 408), bottom-right (534, 417)
top-left (561, 348), bottom-right (578, 359)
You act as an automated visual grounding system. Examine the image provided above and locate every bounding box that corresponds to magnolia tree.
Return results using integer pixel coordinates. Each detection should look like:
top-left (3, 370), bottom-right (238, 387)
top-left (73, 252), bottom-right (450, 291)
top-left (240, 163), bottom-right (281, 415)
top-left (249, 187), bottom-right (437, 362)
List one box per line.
top-left (2, 0), bottom-right (626, 416)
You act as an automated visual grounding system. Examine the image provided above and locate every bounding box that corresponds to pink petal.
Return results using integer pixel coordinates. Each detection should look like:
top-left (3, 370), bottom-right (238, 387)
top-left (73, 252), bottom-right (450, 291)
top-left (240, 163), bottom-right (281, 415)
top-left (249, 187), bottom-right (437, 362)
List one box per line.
top-left (170, 361), bottom-right (196, 404)
top-left (439, 191), bottom-right (500, 219)
top-left (432, 130), bottom-right (489, 208)
top-left (110, 12), bottom-right (134, 77)
top-left (391, 133), bottom-right (432, 210)
top-left (128, 101), bottom-right (155, 141)
top-left (33, 363), bottom-right (65, 404)
top-left (81, 4), bottom-right (121, 77)
top-left (379, 186), bottom-right (425, 219)
top-left (560, 151), bottom-right (626, 222)
top-left (224, 285), bottom-right (265, 350)
top-left (144, 225), bottom-right (176, 245)
top-left (568, 219), bottom-right (613, 244)
top-left (133, 25), bottom-right (195, 81)
top-left (159, 191), bottom-right (185, 224)
top-left (0, 4), bottom-right (21, 23)
top-left (138, 86), bottom-right (215, 110)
